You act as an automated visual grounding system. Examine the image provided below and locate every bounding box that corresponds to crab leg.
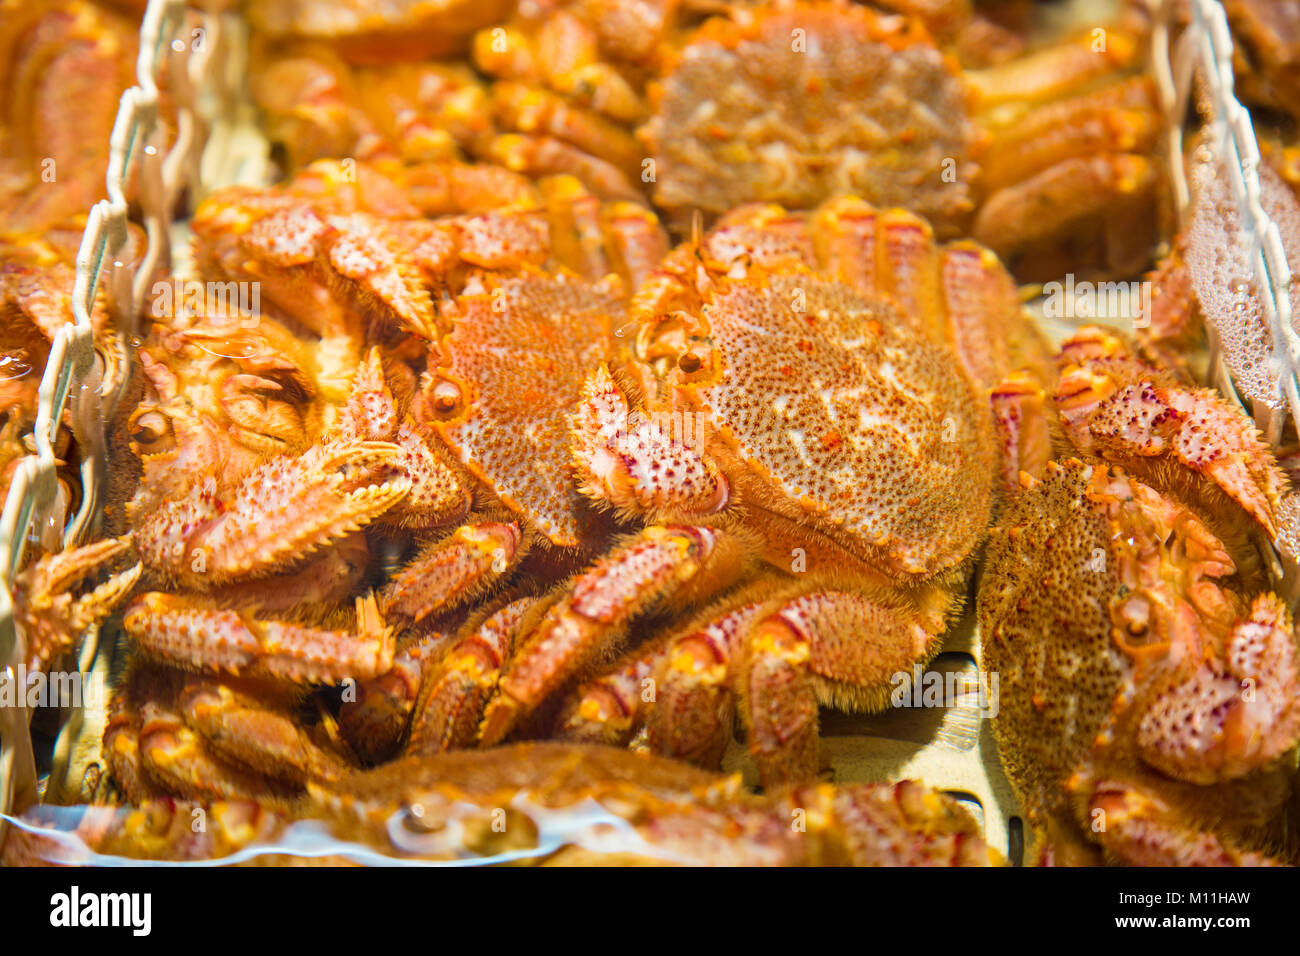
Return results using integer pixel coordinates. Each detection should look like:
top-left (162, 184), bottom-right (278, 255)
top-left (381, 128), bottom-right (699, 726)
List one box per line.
top-left (16, 536), bottom-right (141, 672)
top-left (1087, 781), bottom-right (1287, 866)
top-left (740, 587), bottom-right (954, 787)
top-left (179, 678), bottom-right (352, 785)
top-left (966, 30), bottom-right (1142, 109)
top-left (491, 82), bottom-right (644, 178)
top-left (560, 602), bottom-right (767, 763)
top-left (136, 697), bottom-right (290, 804)
top-left (989, 370), bottom-right (1053, 497)
top-left (478, 525), bottom-right (745, 745)
top-left (555, 635), bottom-right (677, 749)
top-left (971, 154), bottom-right (1158, 266)
top-left (483, 133), bottom-right (643, 202)
top-left (381, 521), bottom-right (525, 627)
top-left (341, 632), bottom-right (450, 762)
top-left (407, 596), bottom-right (536, 754)
top-left (978, 77), bottom-right (1159, 195)
top-left (104, 696), bottom-right (152, 805)
top-left (810, 200), bottom-right (1035, 390)
top-left (123, 593), bottom-right (395, 684)
top-left (539, 176), bottom-right (668, 289)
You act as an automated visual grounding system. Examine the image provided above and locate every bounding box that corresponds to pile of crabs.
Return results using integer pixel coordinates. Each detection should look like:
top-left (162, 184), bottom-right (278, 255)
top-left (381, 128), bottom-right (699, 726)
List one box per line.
top-left (7, 0), bottom-right (1300, 867)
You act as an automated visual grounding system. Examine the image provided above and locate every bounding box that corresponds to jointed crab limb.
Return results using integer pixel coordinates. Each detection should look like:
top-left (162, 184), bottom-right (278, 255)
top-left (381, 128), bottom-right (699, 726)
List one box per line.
top-left (555, 636), bottom-right (677, 749)
top-left (108, 666), bottom-right (305, 805)
top-left (407, 596), bottom-right (537, 754)
top-left (194, 195), bottom-right (440, 340)
top-left (478, 525), bottom-right (745, 745)
top-left (1088, 782), bottom-right (1286, 867)
top-left (135, 698), bottom-right (286, 804)
top-left (972, 154), bottom-right (1158, 269)
top-left (977, 76), bottom-right (1160, 195)
top-left (15, 536), bottom-right (141, 672)
top-left (1054, 327), bottom-right (1288, 537)
top-left (642, 603), bottom-right (766, 766)
top-left (123, 593), bottom-right (395, 684)
top-left (381, 521), bottom-right (525, 627)
top-left (342, 632), bottom-right (449, 762)
top-left (735, 614), bottom-right (820, 786)
top-left (731, 587), bottom-right (951, 786)
top-left (179, 678), bottom-right (352, 785)
top-left (989, 370), bottom-right (1053, 498)
top-left (1136, 593), bottom-right (1300, 786)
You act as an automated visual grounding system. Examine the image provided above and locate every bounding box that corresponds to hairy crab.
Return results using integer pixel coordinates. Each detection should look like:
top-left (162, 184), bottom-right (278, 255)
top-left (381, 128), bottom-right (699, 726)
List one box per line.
top-left (468, 0), bottom-right (1162, 278)
top-left (105, 342), bottom-right (414, 802)
top-left (4, 743), bottom-right (996, 866)
top-left (105, 160), bottom-right (673, 795)
top-left (398, 197), bottom-right (1044, 788)
top-left (980, 326), bottom-right (1300, 866)
top-left (247, 0), bottom-right (1162, 278)
top-left (0, 0), bottom-right (137, 234)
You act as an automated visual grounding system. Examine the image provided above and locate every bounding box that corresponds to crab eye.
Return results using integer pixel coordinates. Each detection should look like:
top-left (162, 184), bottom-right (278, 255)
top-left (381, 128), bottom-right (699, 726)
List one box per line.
top-left (130, 410), bottom-right (173, 450)
top-left (428, 378), bottom-right (463, 417)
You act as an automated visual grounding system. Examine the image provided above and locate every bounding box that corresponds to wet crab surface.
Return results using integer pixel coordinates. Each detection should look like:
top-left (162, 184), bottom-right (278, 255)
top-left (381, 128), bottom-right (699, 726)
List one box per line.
top-left (10, 0), bottom-right (1300, 870)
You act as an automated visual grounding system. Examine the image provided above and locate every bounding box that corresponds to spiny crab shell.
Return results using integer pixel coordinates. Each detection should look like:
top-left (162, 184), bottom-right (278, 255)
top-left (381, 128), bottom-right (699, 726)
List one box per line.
top-left (400, 195), bottom-right (1045, 788)
top-left (416, 268), bottom-right (624, 548)
top-left (980, 327), bottom-right (1300, 866)
top-left (611, 197), bottom-right (1022, 578)
top-left (641, 0), bottom-right (978, 229)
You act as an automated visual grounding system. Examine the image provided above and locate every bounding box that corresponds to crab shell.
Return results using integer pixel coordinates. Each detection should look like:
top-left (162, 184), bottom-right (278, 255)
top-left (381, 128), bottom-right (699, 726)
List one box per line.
top-left (417, 269), bottom-right (623, 548)
top-left (619, 200), bottom-right (1008, 581)
top-left (979, 329), bottom-right (1300, 865)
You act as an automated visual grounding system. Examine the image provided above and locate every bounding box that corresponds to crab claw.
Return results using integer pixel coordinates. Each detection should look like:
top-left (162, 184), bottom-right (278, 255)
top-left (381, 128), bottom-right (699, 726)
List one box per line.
top-left (1054, 326), bottom-right (1287, 537)
top-left (325, 213), bottom-right (439, 340)
top-left (1137, 593), bottom-right (1300, 785)
top-left (135, 438), bottom-right (410, 588)
top-left (570, 365), bottom-right (729, 518)
top-left (15, 536), bottom-right (142, 673)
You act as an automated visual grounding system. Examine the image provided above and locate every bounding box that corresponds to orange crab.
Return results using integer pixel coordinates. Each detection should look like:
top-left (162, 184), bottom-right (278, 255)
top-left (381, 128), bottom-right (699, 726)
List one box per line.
top-left (980, 326), bottom-right (1300, 866)
top-left (398, 196), bottom-right (1046, 787)
top-left (107, 163), bottom-right (671, 794)
top-left (245, 0), bottom-right (514, 64)
top-left (468, 0), bottom-right (1163, 278)
top-left (4, 743), bottom-right (997, 866)
top-left (0, 0), bottom-right (138, 235)
top-left (106, 280), bottom-right (415, 802)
